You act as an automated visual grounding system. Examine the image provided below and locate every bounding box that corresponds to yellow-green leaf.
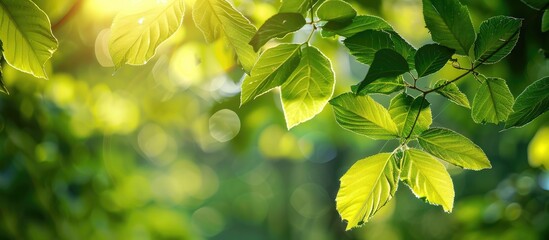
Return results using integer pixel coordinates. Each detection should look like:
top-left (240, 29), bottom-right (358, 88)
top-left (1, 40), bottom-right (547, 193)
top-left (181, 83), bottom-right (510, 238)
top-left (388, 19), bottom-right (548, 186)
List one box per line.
top-left (400, 149), bottom-right (454, 212)
top-left (0, 0), bottom-right (58, 79)
top-left (389, 94), bottom-right (432, 138)
top-left (433, 80), bottom-right (470, 109)
top-left (336, 153), bottom-right (400, 230)
top-left (109, 0), bottom-right (184, 68)
top-left (471, 77), bottom-right (514, 124)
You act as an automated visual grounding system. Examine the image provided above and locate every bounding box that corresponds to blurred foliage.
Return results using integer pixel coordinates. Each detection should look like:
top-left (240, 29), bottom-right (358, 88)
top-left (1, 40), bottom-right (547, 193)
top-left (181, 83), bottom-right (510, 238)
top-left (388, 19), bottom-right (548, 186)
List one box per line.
top-left (1, 0), bottom-right (549, 239)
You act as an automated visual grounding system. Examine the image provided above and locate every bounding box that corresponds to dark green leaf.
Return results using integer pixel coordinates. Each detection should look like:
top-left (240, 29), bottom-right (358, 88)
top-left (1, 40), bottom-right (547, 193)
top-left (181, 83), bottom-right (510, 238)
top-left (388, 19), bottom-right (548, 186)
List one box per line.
top-left (249, 13), bottom-right (306, 51)
top-left (388, 31), bottom-right (417, 69)
top-left (279, 0), bottom-right (314, 15)
top-left (543, 10), bottom-right (549, 32)
top-left (344, 30), bottom-right (394, 65)
top-left (415, 44), bottom-right (455, 77)
top-left (422, 0), bottom-right (476, 55)
top-left (471, 78), bottom-right (514, 124)
top-left (0, 41), bottom-right (7, 95)
top-left (389, 94), bottom-right (432, 138)
top-left (352, 76), bottom-right (405, 95)
top-left (316, 0), bottom-right (357, 22)
top-left (356, 49), bottom-right (409, 93)
top-left (520, 0), bottom-right (549, 10)
top-left (322, 15), bottom-right (393, 37)
top-left (505, 77), bottom-right (549, 128)
top-left (474, 16), bottom-right (522, 64)
top-left (433, 80), bottom-right (470, 108)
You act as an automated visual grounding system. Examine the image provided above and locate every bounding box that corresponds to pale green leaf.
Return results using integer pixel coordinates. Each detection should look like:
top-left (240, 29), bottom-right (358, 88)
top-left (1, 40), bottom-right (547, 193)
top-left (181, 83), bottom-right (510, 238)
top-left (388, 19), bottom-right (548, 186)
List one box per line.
top-left (241, 44), bottom-right (301, 105)
top-left (0, 0), bottom-right (58, 79)
top-left (316, 0), bottom-right (357, 22)
top-left (279, 0), bottom-right (314, 15)
top-left (322, 15), bottom-right (393, 37)
top-left (543, 10), bottom-right (549, 32)
top-left (418, 128), bottom-right (491, 170)
top-left (389, 94), bottom-right (432, 138)
top-left (388, 31), bottom-right (417, 69)
top-left (336, 153), bottom-right (399, 230)
top-left (330, 93), bottom-right (399, 139)
top-left (474, 16), bottom-right (522, 64)
top-left (343, 30), bottom-right (394, 65)
top-left (471, 77), bottom-right (514, 124)
top-left (415, 44), bottom-right (455, 77)
top-left (505, 77), bottom-right (549, 128)
top-left (520, 0), bottom-right (549, 10)
top-left (281, 46), bottom-right (335, 129)
top-left (433, 80), bottom-right (470, 108)
top-left (193, 0), bottom-right (257, 73)
top-left (422, 0), bottom-right (476, 55)
top-left (356, 49), bottom-right (409, 93)
top-left (109, 0), bottom-right (184, 69)
top-left (400, 149), bottom-right (454, 212)
top-left (352, 76), bottom-right (405, 95)
top-left (249, 13), bottom-right (306, 51)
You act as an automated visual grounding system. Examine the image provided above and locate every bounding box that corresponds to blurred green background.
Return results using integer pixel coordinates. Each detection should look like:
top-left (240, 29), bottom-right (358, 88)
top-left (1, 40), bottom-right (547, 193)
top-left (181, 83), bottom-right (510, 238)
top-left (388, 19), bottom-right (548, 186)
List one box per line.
top-left (1, 0), bottom-right (549, 239)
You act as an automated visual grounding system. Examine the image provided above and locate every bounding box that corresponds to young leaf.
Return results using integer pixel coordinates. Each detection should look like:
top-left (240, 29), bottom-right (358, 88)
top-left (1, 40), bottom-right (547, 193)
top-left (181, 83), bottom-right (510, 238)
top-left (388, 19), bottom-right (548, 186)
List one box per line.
top-left (249, 13), bottom-right (306, 52)
top-left (543, 10), bottom-right (549, 32)
top-left (388, 31), bottom-right (417, 69)
top-left (389, 94), bottom-right (432, 138)
top-left (505, 77), bottom-right (549, 128)
top-left (316, 0), bottom-right (357, 22)
top-left (418, 128), bottom-right (491, 170)
top-left (400, 149), bottom-right (454, 212)
top-left (281, 46), bottom-right (335, 129)
top-left (336, 153), bottom-right (400, 230)
top-left (279, 0), bottom-right (314, 16)
top-left (471, 77), bottom-right (514, 124)
top-left (474, 16), bottom-right (522, 64)
top-left (241, 44), bottom-right (301, 105)
top-left (422, 0), bottom-right (476, 55)
top-left (520, 0), bottom-right (549, 10)
top-left (343, 30), bottom-right (394, 65)
top-left (193, 0), bottom-right (257, 73)
top-left (433, 80), bottom-right (470, 109)
top-left (414, 44), bottom-right (455, 77)
top-left (330, 93), bottom-right (399, 139)
top-left (322, 15), bottom-right (393, 37)
top-left (352, 76), bottom-right (405, 95)
top-left (356, 49), bottom-right (409, 93)
top-left (110, 0), bottom-right (184, 69)
top-left (0, 0), bottom-right (58, 79)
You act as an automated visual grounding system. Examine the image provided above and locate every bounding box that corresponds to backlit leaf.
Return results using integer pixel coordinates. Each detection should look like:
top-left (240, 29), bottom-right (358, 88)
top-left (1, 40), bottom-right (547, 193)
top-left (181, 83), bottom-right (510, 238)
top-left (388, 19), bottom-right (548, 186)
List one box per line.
top-left (474, 16), bottom-right (522, 64)
top-left (389, 94), bottom-right (432, 138)
top-left (471, 77), bottom-right (514, 124)
top-left (388, 31), bottom-right (417, 69)
top-left (330, 93), bottom-right (399, 139)
top-left (336, 153), bottom-right (399, 230)
top-left (279, 0), bottom-right (314, 16)
top-left (110, 0), bottom-right (184, 68)
top-left (353, 76), bottom-right (405, 95)
top-left (344, 30), bottom-right (394, 65)
top-left (418, 128), bottom-right (491, 170)
top-left (0, 0), bottom-right (58, 79)
top-left (433, 80), bottom-right (470, 108)
top-left (249, 13), bottom-right (306, 52)
top-left (505, 77), bottom-right (549, 128)
top-left (400, 149), bottom-right (454, 212)
top-left (193, 0), bottom-right (257, 73)
top-left (316, 0), bottom-right (357, 22)
top-left (322, 15), bottom-right (393, 37)
top-left (415, 44), bottom-right (455, 77)
top-left (281, 46), bottom-right (335, 129)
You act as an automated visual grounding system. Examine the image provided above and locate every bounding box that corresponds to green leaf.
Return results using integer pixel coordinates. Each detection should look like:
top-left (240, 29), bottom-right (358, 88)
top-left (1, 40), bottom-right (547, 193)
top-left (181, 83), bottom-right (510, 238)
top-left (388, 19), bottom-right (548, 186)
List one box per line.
top-left (356, 49), bottom-right (409, 93)
top-left (249, 13), bottom-right (306, 52)
top-left (343, 30), bottom-right (394, 65)
top-left (542, 10), bottom-right (549, 32)
top-left (418, 128), bottom-right (491, 170)
top-left (389, 94), bottom-right (432, 138)
top-left (520, 0), bottom-right (549, 10)
top-left (471, 77), bottom-right (514, 124)
top-left (336, 153), bottom-right (399, 230)
top-left (322, 15), bottom-right (393, 37)
top-left (352, 76), bottom-right (405, 95)
top-left (414, 44), bottom-right (455, 77)
top-left (0, 0), bottom-right (58, 79)
top-left (422, 0), bottom-right (476, 55)
top-left (388, 31), bottom-right (417, 69)
top-left (240, 44), bottom-right (301, 105)
top-left (279, 0), bottom-right (313, 15)
top-left (193, 0), bottom-right (257, 73)
top-left (0, 41), bottom-right (7, 95)
top-left (109, 0), bottom-right (185, 69)
top-left (505, 77), bottom-right (549, 128)
top-left (433, 80), bottom-right (470, 108)
top-left (400, 149), bottom-right (454, 212)
top-left (316, 0), bottom-right (357, 22)
top-left (281, 46), bottom-right (335, 129)
top-left (330, 93), bottom-right (399, 139)
top-left (474, 16), bottom-right (522, 64)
